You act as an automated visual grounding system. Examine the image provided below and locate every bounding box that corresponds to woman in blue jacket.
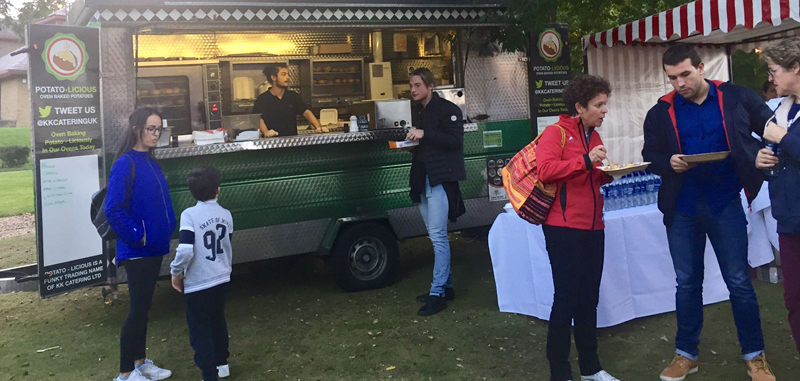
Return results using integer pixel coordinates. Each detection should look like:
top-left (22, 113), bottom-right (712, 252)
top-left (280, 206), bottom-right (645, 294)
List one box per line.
top-left (758, 38), bottom-right (800, 356)
top-left (107, 108), bottom-right (177, 381)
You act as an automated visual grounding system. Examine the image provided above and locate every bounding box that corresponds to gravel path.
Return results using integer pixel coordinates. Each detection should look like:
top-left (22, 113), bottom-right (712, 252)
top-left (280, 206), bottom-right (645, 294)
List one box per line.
top-left (0, 213), bottom-right (35, 240)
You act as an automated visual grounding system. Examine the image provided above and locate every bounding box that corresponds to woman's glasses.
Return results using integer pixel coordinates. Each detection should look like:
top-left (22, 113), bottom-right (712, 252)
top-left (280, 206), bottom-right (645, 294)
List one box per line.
top-left (144, 126), bottom-right (164, 135)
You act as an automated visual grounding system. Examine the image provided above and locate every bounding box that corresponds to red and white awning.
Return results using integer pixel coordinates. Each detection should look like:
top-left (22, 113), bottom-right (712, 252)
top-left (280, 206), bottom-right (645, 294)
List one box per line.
top-left (582, 0), bottom-right (800, 49)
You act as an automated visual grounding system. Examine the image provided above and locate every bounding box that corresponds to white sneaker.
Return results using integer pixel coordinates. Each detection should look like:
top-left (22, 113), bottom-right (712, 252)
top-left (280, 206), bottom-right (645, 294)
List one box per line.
top-left (581, 370), bottom-right (620, 381)
top-left (138, 359), bottom-right (172, 380)
top-left (114, 369), bottom-right (153, 381)
top-left (217, 364), bottom-right (230, 378)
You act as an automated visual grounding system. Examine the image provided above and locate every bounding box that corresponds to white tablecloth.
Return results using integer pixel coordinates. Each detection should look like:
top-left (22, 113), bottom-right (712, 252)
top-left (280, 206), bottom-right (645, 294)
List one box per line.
top-left (488, 202), bottom-right (774, 328)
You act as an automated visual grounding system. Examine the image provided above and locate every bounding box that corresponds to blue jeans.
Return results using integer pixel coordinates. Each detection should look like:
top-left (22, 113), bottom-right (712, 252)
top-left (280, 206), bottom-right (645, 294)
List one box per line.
top-left (418, 177), bottom-right (453, 296)
top-left (666, 198), bottom-right (765, 361)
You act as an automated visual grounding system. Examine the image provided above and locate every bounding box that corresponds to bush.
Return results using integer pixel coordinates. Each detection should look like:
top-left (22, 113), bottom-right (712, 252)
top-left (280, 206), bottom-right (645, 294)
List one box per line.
top-left (0, 146), bottom-right (30, 168)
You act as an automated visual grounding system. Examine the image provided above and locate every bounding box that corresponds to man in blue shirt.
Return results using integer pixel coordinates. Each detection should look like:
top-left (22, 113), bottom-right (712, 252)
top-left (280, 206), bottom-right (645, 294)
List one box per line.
top-left (642, 45), bottom-right (776, 381)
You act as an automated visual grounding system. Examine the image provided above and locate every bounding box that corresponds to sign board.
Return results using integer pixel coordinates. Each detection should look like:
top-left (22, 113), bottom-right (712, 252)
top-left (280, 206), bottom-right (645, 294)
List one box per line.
top-left (530, 24), bottom-right (571, 135)
top-left (27, 24), bottom-right (105, 298)
top-left (487, 156), bottom-right (512, 202)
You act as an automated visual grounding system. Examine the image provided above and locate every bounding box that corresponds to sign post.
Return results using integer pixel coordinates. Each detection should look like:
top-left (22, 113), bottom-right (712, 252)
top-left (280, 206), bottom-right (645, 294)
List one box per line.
top-left (27, 24), bottom-right (105, 298)
top-left (530, 23), bottom-right (571, 135)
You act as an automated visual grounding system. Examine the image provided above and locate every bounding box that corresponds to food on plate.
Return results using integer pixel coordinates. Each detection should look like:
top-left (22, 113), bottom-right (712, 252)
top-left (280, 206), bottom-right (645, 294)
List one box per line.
top-left (53, 49), bottom-right (77, 72)
top-left (334, 79), bottom-right (342, 84)
top-left (151, 89), bottom-right (162, 96)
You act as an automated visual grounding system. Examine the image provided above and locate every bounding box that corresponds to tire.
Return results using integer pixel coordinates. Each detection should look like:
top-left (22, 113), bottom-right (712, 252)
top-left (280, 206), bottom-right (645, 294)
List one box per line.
top-left (330, 222), bottom-right (399, 291)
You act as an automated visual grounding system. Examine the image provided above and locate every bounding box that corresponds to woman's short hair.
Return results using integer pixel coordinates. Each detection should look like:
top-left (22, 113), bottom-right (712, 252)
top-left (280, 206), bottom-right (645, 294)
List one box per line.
top-left (562, 74), bottom-right (612, 116)
top-left (762, 37), bottom-right (800, 71)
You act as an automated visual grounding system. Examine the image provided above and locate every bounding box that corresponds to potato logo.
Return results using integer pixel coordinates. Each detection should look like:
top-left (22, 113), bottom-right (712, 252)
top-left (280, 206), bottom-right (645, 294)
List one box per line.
top-left (538, 29), bottom-right (562, 62)
top-left (42, 33), bottom-right (87, 81)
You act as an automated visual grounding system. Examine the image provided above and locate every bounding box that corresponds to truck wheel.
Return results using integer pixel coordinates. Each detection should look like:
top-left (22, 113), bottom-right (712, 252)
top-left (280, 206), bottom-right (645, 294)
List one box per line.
top-left (331, 222), bottom-right (399, 291)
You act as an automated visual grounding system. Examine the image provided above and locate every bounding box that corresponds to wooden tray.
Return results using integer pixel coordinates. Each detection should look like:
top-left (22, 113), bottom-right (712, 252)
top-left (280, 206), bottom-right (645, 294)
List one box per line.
top-left (680, 151), bottom-right (730, 164)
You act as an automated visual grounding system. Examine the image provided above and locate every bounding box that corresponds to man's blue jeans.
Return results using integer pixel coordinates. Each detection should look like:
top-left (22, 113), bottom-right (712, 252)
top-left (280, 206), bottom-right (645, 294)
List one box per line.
top-left (418, 177), bottom-right (453, 296)
top-left (665, 198), bottom-right (765, 361)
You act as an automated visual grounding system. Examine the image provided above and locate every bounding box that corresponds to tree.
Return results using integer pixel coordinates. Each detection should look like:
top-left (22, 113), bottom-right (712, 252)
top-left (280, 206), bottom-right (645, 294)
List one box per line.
top-left (485, 0), bottom-right (689, 73)
top-left (1, 0), bottom-right (66, 38)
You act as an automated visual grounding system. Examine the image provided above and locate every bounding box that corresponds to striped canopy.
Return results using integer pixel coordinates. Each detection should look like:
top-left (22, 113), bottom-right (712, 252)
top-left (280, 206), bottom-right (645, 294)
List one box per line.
top-left (582, 0), bottom-right (800, 49)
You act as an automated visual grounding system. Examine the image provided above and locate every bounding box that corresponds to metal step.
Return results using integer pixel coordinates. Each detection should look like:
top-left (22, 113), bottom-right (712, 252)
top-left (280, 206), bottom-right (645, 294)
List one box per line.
top-left (0, 264), bottom-right (38, 294)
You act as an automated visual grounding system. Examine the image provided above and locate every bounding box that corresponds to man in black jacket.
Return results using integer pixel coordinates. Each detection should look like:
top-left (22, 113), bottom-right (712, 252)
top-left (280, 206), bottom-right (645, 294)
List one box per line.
top-left (406, 68), bottom-right (466, 316)
top-left (642, 45), bottom-right (776, 381)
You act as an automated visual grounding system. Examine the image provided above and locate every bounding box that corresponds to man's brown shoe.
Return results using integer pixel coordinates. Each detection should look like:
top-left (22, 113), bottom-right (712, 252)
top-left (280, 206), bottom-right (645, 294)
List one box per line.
top-left (746, 353), bottom-right (776, 381)
top-left (660, 355), bottom-right (699, 381)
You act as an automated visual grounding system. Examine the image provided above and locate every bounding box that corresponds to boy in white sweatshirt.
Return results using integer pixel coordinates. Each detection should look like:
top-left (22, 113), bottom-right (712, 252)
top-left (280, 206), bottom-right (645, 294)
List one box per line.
top-left (170, 166), bottom-right (232, 381)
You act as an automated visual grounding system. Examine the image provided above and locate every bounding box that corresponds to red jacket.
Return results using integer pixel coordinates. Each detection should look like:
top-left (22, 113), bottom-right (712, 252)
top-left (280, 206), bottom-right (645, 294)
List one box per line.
top-left (537, 114), bottom-right (611, 231)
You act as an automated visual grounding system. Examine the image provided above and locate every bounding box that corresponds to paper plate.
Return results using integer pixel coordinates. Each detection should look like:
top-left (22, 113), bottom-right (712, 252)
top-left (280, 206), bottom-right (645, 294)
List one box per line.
top-left (598, 162), bottom-right (651, 179)
top-left (680, 151), bottom-right (730, 164)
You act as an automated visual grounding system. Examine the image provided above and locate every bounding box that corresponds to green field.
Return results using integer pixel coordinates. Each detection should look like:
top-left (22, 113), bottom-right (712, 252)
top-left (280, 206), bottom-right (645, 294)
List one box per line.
top-left (0, 127), bottom-right (31, 148)
top-left (0, 235), bottom-right (797, 380)
top-left (0, 170), bottom-right (34, 217)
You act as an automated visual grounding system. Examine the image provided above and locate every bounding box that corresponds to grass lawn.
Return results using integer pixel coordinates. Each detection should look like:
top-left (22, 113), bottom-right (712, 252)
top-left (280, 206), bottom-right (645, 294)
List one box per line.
top-left (0, 234), bottom-right (797, 380)
top-left (0, 127), bottom-right (31, 148)
top-left (0, 234), bottom-right (35, 268)
top-left (0, 170), bottom-right (33, 217)
top-left (0, 127), bottom-right (32, 174)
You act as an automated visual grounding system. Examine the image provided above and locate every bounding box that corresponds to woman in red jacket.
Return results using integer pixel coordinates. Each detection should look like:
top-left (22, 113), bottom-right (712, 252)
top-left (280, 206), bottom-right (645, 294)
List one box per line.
top-left (536, 74), bottom-right (616, 381)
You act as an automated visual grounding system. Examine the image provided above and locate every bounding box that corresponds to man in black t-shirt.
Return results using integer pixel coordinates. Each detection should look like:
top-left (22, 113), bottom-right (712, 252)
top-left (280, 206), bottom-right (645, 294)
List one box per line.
top-left (253, 64), bottom-right (326, 137)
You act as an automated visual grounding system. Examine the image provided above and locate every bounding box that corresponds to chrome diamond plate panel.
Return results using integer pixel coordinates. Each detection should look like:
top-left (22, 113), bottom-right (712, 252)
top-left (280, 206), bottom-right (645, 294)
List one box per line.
top-left (153, 123), bottom-right (477, 160)
top-left (465, 51), bottom-right (530, 122)
top-left (101, 27), bottom-right (137, 155)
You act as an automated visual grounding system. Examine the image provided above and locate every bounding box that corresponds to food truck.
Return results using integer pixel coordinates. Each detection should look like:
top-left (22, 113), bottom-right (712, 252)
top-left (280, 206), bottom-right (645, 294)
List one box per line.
top-left (19, 0), bottom-right (534, 296)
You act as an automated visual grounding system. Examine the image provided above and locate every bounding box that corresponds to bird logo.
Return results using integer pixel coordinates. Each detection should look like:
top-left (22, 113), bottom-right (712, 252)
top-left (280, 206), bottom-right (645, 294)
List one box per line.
top-left (39, 105), bottom-right (51, 118)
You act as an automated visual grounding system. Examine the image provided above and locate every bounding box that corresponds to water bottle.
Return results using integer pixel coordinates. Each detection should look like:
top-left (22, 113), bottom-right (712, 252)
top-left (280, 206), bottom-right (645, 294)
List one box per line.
top-left (645, 172), bottom-right (656, 205)
top-left (654, 175), bottom-right (662, 200)
top-left (601, 185), bottom-right (610, 212)
top-left (635, 172), bottom-right (645, 207)
top-left (764, 142), bottom-right (782, 177)
top-left (623, 176), bottom-right (634, 209)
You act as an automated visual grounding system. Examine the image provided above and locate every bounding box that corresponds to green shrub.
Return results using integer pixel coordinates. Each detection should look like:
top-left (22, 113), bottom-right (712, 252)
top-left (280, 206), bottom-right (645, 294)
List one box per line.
top-left (0, 146), bottom-right (30, 168)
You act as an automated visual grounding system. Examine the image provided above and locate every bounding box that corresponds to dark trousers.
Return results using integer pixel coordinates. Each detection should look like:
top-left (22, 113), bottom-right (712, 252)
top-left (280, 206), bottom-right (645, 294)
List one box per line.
top-left (185, 283), bottom-right (230, 381)
top-left (666, 199), bottom-right (764, 360)
top-left (119, 256), bottom-right (163, 373)
top-left (542, 225), bottom-right (605, 381)
top-left (780, 232), bottom-right (800, 354)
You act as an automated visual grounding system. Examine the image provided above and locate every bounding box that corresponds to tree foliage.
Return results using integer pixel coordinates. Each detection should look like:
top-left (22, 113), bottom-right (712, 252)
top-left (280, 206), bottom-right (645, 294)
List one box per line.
top-left (486, 0), bottom-right (689, 73)
top-left (1, 0), bottom-right (65, 38)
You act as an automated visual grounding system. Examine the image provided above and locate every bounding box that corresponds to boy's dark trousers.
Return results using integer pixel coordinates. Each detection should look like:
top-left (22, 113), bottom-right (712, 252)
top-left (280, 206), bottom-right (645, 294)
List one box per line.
top-left (184, 283), bottom-right (229, 381)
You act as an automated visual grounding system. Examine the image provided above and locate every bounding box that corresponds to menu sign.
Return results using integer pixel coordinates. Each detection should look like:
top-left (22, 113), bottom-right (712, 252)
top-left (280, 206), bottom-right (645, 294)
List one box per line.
top-left (530, 24), bottom-right (571, 135)
top-left (28, 25), bottom-right (105, 298)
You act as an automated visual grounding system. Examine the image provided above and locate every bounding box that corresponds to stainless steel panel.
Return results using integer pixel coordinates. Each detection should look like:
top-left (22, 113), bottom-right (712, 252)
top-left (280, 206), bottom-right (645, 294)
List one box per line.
top-left (101, 27), bottom-right (137, 155)
top-left (375, 99), bottom-right (412, 129)
top-left (434, 87), bottom-right (466, 120)
top-left (157, 218), bottom-right (331, 275)
top-left (389, 197), bottom-right (505, 239)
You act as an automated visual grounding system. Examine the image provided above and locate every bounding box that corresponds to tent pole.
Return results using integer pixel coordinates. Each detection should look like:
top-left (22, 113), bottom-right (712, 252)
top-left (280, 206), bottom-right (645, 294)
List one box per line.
top-left (725, 44), bottom-right (734, 83)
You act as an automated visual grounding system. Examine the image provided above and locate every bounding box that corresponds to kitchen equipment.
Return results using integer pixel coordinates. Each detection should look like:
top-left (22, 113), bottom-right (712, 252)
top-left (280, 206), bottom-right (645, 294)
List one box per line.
top-left (232, 77), bottom-right (256, 100)
top-left (137, 62), bottom-right (222, 132)
top-left (156, 118), bottom-right (173, 148)
top-left (367, 62), bottom-right (393, 100)
top-left (222, 114), bottom-right (261, 140)
top-left (319, 108), bottom-right (338, 126)
top-left (434, 87), bottom-right (467, 121)
top-left (351, 99), bottom-right (412, 130)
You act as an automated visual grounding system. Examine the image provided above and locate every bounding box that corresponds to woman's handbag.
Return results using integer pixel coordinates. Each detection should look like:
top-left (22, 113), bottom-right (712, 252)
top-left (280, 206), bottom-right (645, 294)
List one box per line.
top-left (501, 125), bottom-right (565, 225)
